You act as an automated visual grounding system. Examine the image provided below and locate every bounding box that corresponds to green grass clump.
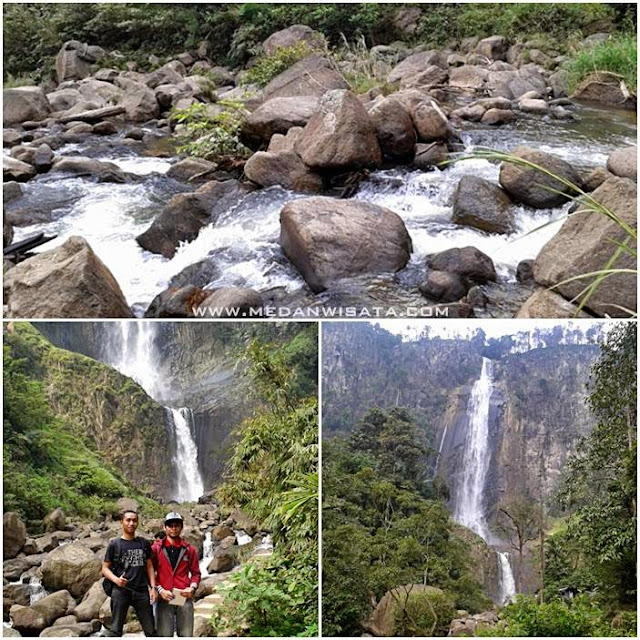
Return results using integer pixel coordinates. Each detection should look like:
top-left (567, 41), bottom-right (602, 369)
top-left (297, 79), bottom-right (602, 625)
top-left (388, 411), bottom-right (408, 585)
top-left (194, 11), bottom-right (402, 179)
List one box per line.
top-left (568, 34), bottom-right (637, 93)
top-left (245, 41), bottom-right (315, 87)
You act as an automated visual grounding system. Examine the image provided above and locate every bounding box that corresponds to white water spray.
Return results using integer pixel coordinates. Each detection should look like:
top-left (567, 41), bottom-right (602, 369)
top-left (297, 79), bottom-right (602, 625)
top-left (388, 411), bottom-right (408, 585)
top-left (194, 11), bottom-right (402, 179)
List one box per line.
top-left (453, 358), bottom-right (516, 604)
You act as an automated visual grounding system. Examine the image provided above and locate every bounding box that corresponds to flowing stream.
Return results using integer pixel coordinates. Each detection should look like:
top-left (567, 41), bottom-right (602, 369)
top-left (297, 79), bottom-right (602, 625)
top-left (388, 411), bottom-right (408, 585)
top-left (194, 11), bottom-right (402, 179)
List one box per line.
top-left (104, 321), bottom-right (204, 502)
top-left (453, 357), bottom-right (516, 604)
top-left (7, 105), bottom-right (635, 315)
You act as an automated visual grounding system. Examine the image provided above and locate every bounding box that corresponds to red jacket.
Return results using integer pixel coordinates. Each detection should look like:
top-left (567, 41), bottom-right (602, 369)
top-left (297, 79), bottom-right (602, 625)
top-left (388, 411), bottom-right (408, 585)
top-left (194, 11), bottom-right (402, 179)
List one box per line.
top-left (152, 537), bottom-right (201, 591)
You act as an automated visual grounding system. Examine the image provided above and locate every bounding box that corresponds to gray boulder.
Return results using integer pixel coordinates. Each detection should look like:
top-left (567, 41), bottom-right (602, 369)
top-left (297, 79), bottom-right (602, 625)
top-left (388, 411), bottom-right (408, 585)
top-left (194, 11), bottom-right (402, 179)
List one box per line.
top-left (71, 579), bottom-right (107, 622)
top-left (280, 197), bottom-right (412, 293)
top-left (368, 97), bottom-right (416, 162)
top-left (449, 65), bottom-right (488, 89)
top-left (499, 147), bottom-right (583, 208)
top-left (607, 147), bottom-right (637, 182)
top-left (476, 36), bottom-right (508, 61)
top-left (119, 83), bottom-right (159, 122)
top-left (534, 177), bottom-right (637, 317)
top-left (244, 150), bottom-right (323, 192)
top-left (43, 509), bottom-right (66, 533)
top-left (419, 271), bottom-right (468, 302)
top-left (55, 41), bottom-right (103, 83)
top-left (40, 542), bottom-right (102, 599)
top-left (412, 142), bottom-right (448, 170)
top-left (200, 288), bottom-right (264, 318)
top-left (137, 180), bottom-right (252, 258)
top-left (10, 590), bottom-right (76, 635)
top-left (3, 513), bottom-right (26, 560)
top-left (145, 63), bottom-right (185, 89)
top-left (4, 236), bottom-right (133, 318)
top-left (243, 96), bottom-right (318, 146)
top-left (388, 51), bottom-right (447, 85)
top-left (166, 157), bottom-right (218, 183)
top-left (295, 89), bottom-right (382, 171)
top-left (262, 25), bottom-right (325, 56)
top-left (426, 247), bottom-right (497, 284)
top-left (264, 56), bottom-right (348, 100)
top-left (516, 289), bottom-right (591, 318)
top-left (47, 88), bottom-right (83, 113)
top-left (3, 156), bottom-right (36, 182)
top-left (4, 87), bottom-right (51, 127)
top-left (452, 175), bottom-right (512, 234)
top-left (411, 101), bottom-right (449, 142)
top-left (480, 108), bottom-right (515, 125)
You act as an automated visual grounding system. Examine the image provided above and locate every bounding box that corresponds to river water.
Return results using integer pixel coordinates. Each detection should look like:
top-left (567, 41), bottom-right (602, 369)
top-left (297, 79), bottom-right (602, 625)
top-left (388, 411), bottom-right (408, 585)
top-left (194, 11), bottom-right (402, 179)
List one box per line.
top-left (8, 104), bottom-right (635, 316)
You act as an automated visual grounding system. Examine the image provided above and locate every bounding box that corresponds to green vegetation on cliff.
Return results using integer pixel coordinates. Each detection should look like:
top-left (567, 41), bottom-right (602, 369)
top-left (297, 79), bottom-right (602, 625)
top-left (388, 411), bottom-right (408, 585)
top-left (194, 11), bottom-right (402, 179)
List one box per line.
top-left (322, 408), bottom-right (489, 637)
top-left (3, 323), bottom-right (165, 522)
top-left (212, 332), bottom-right (318, 637)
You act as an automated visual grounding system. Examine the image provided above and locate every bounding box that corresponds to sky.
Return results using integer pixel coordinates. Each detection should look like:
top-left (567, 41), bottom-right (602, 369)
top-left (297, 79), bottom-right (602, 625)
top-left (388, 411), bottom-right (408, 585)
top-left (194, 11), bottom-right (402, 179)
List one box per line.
top-left (374, 319), bottom-right (615, 341)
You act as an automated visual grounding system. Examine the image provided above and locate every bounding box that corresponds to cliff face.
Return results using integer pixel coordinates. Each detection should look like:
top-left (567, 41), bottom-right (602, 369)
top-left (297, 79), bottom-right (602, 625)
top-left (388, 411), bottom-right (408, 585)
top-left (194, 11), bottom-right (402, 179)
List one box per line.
top-left (6, 323), bottom-right (173, 499)
top-left (323, 322), bottom-right (600, 525)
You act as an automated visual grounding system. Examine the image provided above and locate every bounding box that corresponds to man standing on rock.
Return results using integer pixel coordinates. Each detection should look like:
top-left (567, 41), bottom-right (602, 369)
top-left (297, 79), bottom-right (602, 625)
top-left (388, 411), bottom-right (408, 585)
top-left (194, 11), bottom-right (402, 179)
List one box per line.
top-left (101, 509), bottom-right (157, 636)
top-left (152, 512), bottom-right (201, 637)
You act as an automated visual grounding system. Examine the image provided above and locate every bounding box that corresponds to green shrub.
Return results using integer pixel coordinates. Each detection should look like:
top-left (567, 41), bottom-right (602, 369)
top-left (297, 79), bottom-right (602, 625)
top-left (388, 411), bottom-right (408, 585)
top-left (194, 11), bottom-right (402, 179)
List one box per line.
top-left (482, 595), bottom-right (637, 637)
top-left (245, 41), bottom-right (315, 87)
top-left (171, 100), bottom-right (251, 170)
top-left (568, 34), bottom-right (637, 92)
top-left (392, 587), bottom-right (457, 637)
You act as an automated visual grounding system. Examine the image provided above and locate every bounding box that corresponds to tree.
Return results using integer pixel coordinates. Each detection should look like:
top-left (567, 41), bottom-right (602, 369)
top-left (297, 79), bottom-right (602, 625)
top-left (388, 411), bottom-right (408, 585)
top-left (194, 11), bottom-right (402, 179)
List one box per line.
top-left (496, 494), bottom-right (540, 592)
top-left (558, 322), bottom-right (637, 605)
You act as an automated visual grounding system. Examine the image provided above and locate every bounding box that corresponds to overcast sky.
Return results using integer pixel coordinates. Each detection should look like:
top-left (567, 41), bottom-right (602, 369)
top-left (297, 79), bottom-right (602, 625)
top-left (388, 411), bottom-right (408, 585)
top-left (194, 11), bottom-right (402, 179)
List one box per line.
top-left (374, 319), bottom-right (615, 341)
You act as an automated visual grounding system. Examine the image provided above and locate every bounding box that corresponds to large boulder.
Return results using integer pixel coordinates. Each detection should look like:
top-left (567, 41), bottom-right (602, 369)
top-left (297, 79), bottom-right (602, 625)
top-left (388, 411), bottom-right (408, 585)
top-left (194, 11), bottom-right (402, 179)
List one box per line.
top-left (419, 270), bottom-right (468, 302)
top-left (452, 175), bottom-right (513, 234)
top-left (3, 513), bottom-right (26, 560)
top-left (449, 65), bottom-right (489, 90)
top-left (43, 508), bottom-right (66, 533)
top-left (280, 197), bottom-right (412, 293)
top-left (55, 41), bottom-right (103, 83)
top-left (199, 288), bottom-right (264, 318)
top-left (364, 584), bottom-right (454, 637)
top-left (294, 89), bottom-right (382, 171)
top-left (41, 543), bottom-right (101, 599)
top-left (3, 236), bottom-right (133, 318)
top-left (264, 56), bottom-right (349, 100)
top-left (145, 63), bottom-right (185, 90)
top-left (242, 96), bottom-right (318, 146)
top-left (47, 88), bottom-right (83, 113)
top-left (51, 156), bottom-right (126, 181)
top-left (499, 147), bottom-right (583, 209)
top-left (119, 83), bottom-right (159, 122)
top-left (411, 101), bottom-right (449, 142)
top-left (262, 25), bottom-right (325, 56)
top-left (137, 180), bottom-right (252, 258)
top-left (572, 72), bottom-right (636, 109)
top-left (516, 289), bottom-right (591, 318)
top-left (426, 247), bottom-right (497, 284)
top-left (4, 87), bottom-right (51, 127)
top-left (476, 36), bottom-right (508, 61)
top-left (607, 146), bottom-right (637, 182)
top-left (3, 156), bottom-right (36, 182)
top-left (244, 150), bottom-right (323, 192)
top-left (10, 590), bottom-right (76, 635)
top-left (166, 157), bottom-right (218, 183)
top-left (368, 97), bottom-right (416, 162)
top-left (534, 177), bottom-right (637, 317)
top-left (388, 51), bottom-right (447, 85)
top-left (72, 579), bottom-right (107, 622)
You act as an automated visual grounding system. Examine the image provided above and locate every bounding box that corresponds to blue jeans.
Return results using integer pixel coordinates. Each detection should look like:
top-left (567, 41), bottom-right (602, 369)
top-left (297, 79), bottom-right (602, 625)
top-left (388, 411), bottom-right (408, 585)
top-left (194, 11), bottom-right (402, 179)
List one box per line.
top-left (155, 599), bottom-right (194, 637)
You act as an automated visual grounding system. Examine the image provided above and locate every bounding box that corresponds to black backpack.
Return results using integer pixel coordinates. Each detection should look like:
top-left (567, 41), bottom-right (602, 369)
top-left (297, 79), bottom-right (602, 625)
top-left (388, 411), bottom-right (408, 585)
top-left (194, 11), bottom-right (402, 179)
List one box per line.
top-left (102, 537), bottom-right (144, 596)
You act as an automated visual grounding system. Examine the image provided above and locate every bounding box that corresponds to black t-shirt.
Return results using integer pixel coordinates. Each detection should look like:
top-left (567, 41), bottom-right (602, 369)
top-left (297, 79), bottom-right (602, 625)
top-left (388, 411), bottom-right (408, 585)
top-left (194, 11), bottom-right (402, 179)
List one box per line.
top-left (105, 537), bottom-right (152, 592)
top-left (166, 543), bottom-right (182, 570)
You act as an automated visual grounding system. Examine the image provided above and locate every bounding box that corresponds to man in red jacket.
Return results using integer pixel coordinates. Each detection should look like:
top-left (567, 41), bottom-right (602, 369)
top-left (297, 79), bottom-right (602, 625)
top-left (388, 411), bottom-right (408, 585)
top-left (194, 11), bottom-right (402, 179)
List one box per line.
top-left (152, 512), bottom-right (201, 637)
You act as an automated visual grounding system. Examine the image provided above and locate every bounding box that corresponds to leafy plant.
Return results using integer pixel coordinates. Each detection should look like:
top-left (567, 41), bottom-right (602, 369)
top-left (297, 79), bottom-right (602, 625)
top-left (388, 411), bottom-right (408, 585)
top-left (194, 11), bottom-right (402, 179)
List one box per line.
top-left (245, 41), bottom-right (315, 87)
top-left (568, 34), bottom-right (637, 93)
top-left (171, 100), bottom-right (251, 170)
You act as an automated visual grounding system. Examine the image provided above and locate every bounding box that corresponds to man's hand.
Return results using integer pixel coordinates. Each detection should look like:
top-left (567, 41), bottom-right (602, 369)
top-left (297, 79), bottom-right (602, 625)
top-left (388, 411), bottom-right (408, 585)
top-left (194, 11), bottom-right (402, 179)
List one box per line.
top-left (160, 589), bottom-right (175, 602)
top-left (149, 588), bottom-right (157, 604)
top-left (115, 576), bottom-right (128, 588)
top-left (178, 587), bottom-right (195, 599)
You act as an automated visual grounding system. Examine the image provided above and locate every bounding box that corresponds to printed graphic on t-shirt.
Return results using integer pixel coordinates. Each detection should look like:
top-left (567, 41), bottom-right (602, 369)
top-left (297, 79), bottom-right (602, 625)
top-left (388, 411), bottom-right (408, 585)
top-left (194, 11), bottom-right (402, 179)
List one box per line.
top-left (121, 547), bottom-right (146, 570)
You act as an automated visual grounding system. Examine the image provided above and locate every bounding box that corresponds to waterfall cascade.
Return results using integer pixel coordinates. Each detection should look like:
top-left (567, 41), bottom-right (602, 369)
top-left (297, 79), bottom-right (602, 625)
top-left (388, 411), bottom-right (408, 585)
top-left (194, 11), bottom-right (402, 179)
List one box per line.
top-left (452, 358), bottom-right (516, 604)
top-left (28, 576), bottom-right (47, 605)
top-left (104, 322), bottom-right (204, 502)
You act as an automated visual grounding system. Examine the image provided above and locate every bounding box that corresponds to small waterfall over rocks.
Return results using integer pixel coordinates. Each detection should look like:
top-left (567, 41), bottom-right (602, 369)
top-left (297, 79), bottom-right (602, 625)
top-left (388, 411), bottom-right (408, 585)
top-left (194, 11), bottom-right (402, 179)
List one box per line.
top-left (452, 357), bottom-right (516, 604)
top-left (103, 322), bottom-right (204, 502)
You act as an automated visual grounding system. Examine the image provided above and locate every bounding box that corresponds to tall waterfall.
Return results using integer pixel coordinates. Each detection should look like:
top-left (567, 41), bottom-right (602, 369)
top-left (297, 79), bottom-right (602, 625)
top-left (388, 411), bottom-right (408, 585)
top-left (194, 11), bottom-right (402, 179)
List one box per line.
top-left (453, 358), bottom-right (516, 604)
top-left (105, 322), bottom-right (204, 502)
top-left (166, 407), bottom-right (204, 502)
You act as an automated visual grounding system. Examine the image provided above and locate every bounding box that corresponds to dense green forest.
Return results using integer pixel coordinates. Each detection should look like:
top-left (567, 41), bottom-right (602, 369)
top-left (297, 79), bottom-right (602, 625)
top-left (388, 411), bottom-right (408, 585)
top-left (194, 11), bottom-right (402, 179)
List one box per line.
top-left (210, 330), bottom-right (319, 636)
top-left (4, 3), bottom-right (636, 82)
top-left (322, 323), bottom-right (636, 637)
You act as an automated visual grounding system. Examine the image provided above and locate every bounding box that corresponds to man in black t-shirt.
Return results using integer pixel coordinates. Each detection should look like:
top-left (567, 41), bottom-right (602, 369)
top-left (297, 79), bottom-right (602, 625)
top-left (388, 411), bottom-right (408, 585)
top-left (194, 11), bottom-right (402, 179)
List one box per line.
top-left (101, 510), bottom-right (157, 637)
